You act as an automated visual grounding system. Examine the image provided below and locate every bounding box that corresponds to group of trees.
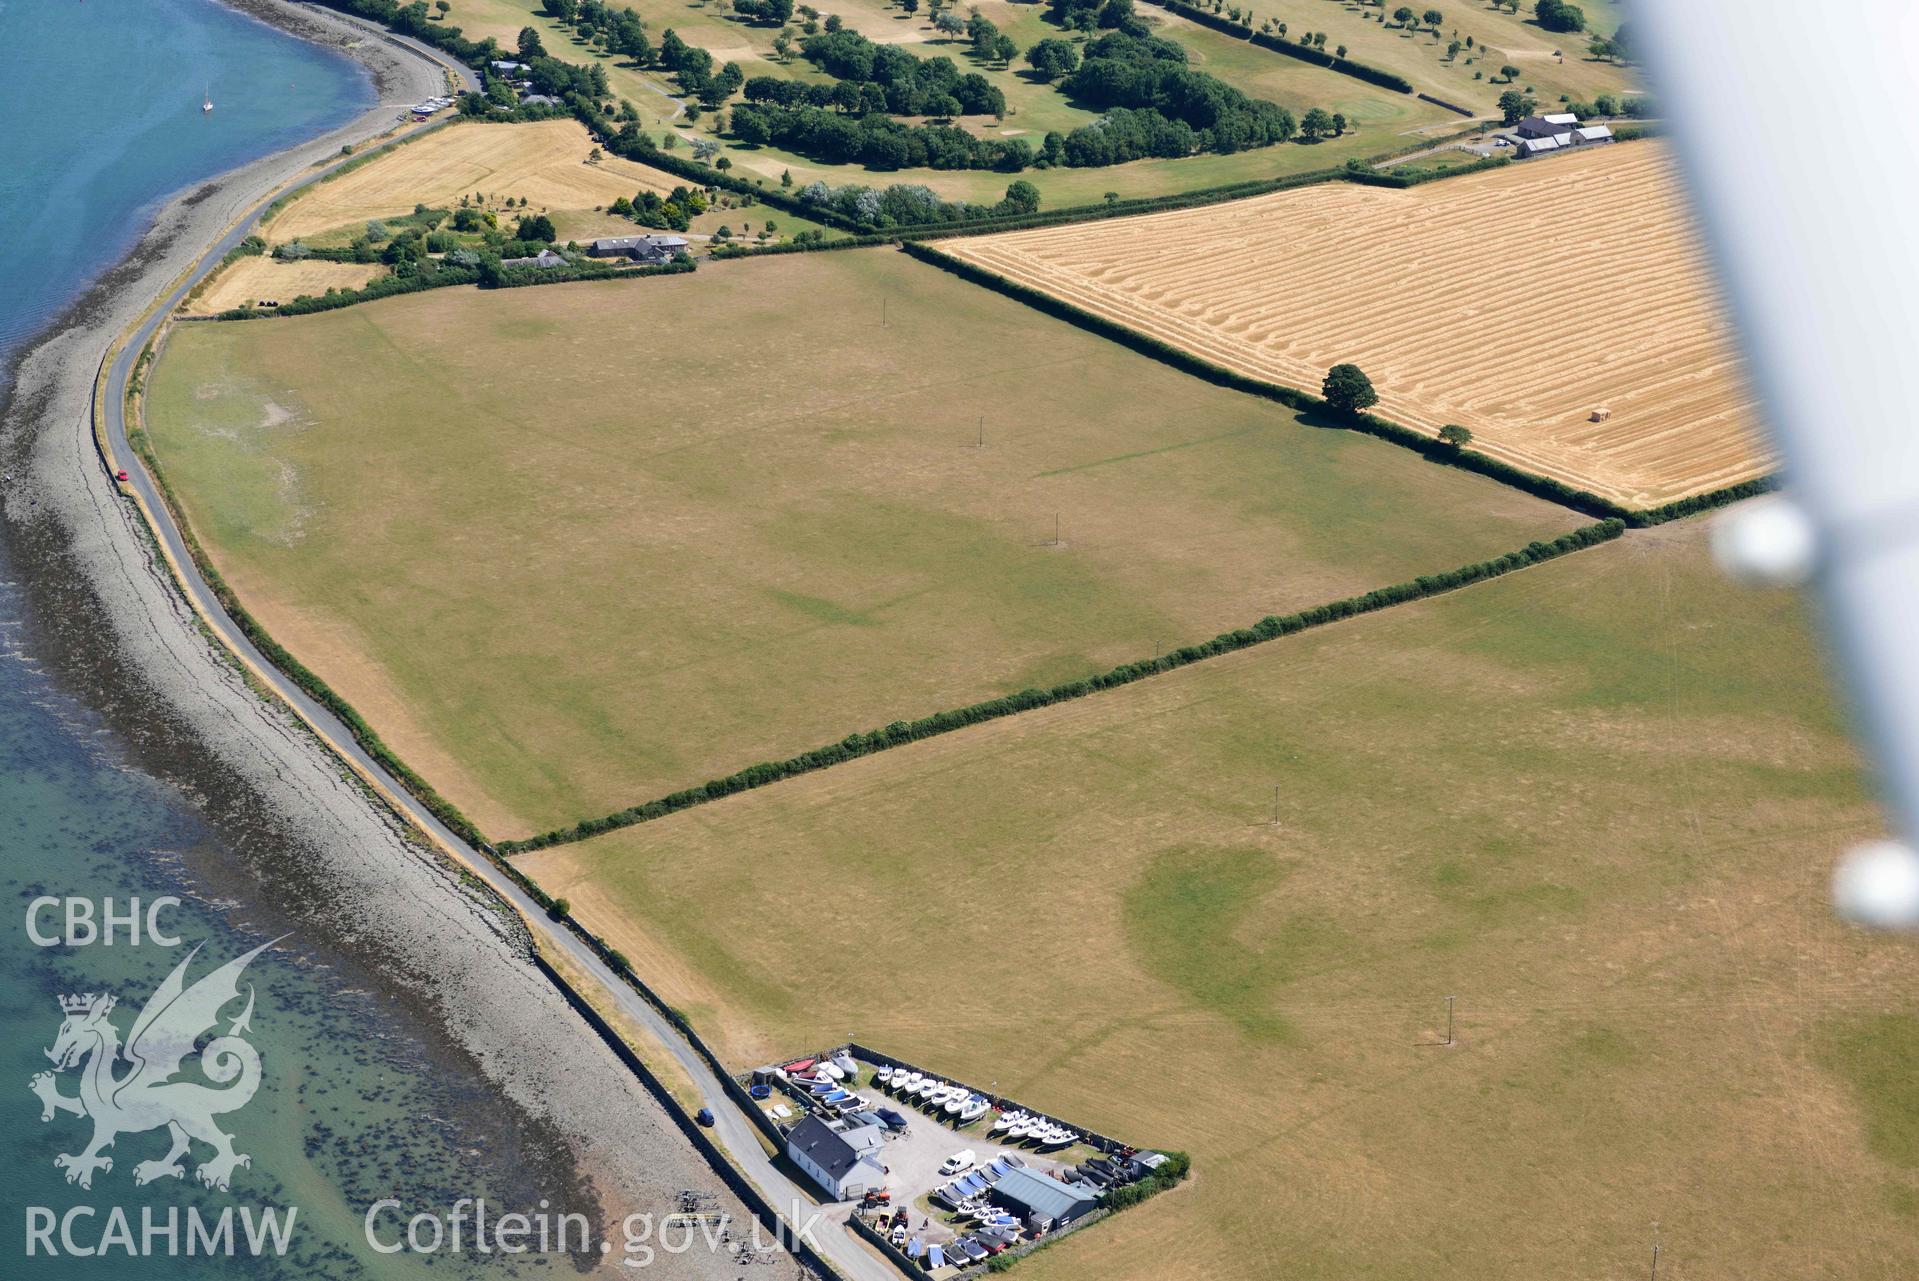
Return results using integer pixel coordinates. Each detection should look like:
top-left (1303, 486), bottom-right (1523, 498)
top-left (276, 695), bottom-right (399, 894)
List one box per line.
top-left (730, 100), bottom-right (1035, 170)
top-left (1388, 6), bottom-right (1445, 33)
top-left (1058, 31), bottom-right (1300, 162)
top-left (963, 11), bottom-right (1020, 66)
top-left (608, 184), bottom-right (710, 231)
top-left (1046, 0), bottom-right (1151, 37)
top-left (1533, 0), bottom-right (1585, 34)
top-left (792, 177), bottom-right (1040, 227)
top-left (1497, 88), bottom-right (1535, 125)
top-left (1024, 36), bottom-right (1081, 82)
top-left (1586, 21), bottom-right (1632, 63)
top-left (798, 29), bottom-right (1008, 117)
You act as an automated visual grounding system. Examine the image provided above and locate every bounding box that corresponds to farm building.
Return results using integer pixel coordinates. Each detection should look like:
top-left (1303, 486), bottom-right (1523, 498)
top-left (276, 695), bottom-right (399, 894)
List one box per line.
top-left (1513, 113), bottom-right (1613, 157)
top-left (786, 1115), bottom-right (888, 1201)
top-left (1516, 112), bottom-right (1580, 139)
top-left (501, 248), bottom-right (569, 270)
top-left (587, 234), bottom-right (689, 264)
top-left (987, 1167), bottom-right (1100, 1231)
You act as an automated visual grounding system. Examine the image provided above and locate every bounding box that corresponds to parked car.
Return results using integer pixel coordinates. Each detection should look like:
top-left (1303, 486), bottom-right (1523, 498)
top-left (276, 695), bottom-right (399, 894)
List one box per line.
top-left (695, 1107), bottom-right (714, 1127)
top-left (938, 1150), bottom-right (977, 1176)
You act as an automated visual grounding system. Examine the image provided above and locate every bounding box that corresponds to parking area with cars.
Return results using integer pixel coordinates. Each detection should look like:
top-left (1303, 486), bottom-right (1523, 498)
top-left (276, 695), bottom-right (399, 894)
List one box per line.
top-left (744, 1046), bottom-right (1174, 1275)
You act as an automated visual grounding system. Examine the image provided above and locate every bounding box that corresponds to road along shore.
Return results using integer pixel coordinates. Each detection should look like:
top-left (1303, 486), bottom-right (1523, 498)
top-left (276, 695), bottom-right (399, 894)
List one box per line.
top-left (0, 3), bottom-right (779, 1273)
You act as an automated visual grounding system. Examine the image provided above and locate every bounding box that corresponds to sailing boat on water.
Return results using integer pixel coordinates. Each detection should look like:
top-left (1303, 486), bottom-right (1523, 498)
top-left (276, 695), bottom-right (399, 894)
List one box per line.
top-left (202, 83), bottom-right (213, 114)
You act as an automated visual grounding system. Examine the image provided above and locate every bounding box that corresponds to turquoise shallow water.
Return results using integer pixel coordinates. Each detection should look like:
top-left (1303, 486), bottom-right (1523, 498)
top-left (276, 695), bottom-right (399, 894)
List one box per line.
top-left (0, 3), bottom-right (587, 1276)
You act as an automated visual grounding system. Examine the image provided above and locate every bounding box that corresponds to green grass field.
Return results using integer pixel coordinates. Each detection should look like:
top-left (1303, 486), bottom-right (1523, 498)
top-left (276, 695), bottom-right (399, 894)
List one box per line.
top-left (524, 520), bottom-right (1918, 1281)
top-left (433, 0), bottom-right (1454, 207)
top-left (142, 247), bottom-right (1573, 841)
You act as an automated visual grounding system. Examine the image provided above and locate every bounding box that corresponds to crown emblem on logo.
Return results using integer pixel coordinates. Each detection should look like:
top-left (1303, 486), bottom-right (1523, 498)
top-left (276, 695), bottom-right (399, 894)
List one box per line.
top-left (58, 993), bottom-right (99, 1015)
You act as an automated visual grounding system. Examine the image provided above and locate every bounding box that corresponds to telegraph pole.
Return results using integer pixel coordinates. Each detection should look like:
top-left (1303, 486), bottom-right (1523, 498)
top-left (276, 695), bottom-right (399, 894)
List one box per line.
top-left (1445, 995), bottom-right (1455, 1047)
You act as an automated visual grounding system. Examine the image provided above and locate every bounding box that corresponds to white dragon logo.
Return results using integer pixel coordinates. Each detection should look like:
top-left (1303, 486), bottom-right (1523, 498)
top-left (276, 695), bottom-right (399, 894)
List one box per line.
top-left (29, 939), bottom-right (276, 1191)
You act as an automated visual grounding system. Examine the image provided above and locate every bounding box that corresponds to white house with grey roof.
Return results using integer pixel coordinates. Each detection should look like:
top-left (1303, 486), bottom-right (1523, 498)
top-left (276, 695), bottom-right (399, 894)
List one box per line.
top-left (785, 1115), bottom-right (888, 1201)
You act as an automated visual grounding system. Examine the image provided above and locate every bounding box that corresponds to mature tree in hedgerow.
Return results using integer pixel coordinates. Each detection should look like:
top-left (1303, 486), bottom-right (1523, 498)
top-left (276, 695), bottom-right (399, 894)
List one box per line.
top-left (1438, 424), bottom-right (1473, 447)
top-left (1321, 364), bottom-right (1378, 416)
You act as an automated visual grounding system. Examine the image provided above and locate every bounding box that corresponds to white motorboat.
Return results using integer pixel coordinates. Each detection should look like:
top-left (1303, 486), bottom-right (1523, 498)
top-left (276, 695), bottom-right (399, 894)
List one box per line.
top-left (943, 1095), bottom-right (964, 1115)
top-left (928, 1085), bottom-right (957, 1107)
top-left (1040, 1128), bottom-right (1078, 1149)
top-left (819, 1063), bottom-right (844, 1081)
top-left (1004, 1120), bottom-right (1032, 1140)
top-left (831, 1053), bottom-right (859, 1077)
top-left (915, 1079), bottom-right (941, 1099)
top-left (990, 1111), bottom-right (1023, 1133)
top-left (897, 1071), bottom-right (922, 1093)
top-left (875, 1066), bottom-right (894, 1085)
top-left (959, 1096), bottom-right (990, 1123)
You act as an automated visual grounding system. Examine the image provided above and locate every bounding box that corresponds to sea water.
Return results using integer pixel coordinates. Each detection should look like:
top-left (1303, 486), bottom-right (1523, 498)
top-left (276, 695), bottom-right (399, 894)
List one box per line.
top-left (1, 2), bottom-right (585, 1275)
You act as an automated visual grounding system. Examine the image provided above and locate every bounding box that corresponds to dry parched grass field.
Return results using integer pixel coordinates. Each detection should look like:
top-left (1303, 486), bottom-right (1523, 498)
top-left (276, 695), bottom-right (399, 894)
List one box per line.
top-left (525, 523), bottom-right (1919, 1281)
top-left (185, 257), bottom-right (386, 317)
top-left (945, 141), bottom-right (1771, 507)
top-left (265, 120), bottom-right (684, 243)
top-left (141, 248), bottom-right (1575, 841)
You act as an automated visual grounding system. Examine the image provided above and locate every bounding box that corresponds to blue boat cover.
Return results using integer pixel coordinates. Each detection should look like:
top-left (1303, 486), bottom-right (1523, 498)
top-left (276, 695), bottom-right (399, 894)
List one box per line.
top-left (927, 1245), bottom-right (945, 1268)
top-left (906, 1238), bottom-right (924, 1258)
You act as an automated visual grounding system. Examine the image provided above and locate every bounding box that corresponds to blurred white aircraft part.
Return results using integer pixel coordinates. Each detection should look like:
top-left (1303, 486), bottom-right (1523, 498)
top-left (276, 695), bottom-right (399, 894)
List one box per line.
top-left (1635, 2), bottom-right (1919, 927)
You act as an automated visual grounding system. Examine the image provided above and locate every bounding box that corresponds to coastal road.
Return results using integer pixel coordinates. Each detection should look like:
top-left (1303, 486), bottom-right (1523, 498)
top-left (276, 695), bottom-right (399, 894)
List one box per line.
top-left (97, 34), bottom-right (893, 1281)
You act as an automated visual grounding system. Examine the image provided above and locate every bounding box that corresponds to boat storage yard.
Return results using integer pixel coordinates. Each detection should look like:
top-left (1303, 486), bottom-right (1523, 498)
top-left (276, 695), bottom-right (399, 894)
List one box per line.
top-left (745, 1046), bottom-right (1173, 1274)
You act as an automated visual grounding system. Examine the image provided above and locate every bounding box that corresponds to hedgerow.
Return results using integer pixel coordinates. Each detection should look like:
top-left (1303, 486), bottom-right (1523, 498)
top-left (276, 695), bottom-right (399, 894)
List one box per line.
top-left (500, 518), bottom-right (1625, 852)
top-left (900, 241), bottom-right (1632, 518)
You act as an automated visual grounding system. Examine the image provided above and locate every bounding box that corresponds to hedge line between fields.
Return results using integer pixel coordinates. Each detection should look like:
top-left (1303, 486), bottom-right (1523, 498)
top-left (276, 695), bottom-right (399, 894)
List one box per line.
top-left (499, 517), bottom-right (1626, 853)
top-left (1140, 0), bottom-right (1416, 93)
top-left (209, 257), bottom-right (693, 320)
top-left (899, 240), bottom-right (1774, 526)
top-left (1418, 92), bottom-right (1477, 117)
top-left (900, 240), bottom-right (1630, 516)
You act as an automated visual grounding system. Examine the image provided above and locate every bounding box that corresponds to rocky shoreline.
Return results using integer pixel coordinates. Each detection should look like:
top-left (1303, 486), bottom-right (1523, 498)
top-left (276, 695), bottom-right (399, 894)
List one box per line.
top-left (0, 4), bottom-right (757, 1273)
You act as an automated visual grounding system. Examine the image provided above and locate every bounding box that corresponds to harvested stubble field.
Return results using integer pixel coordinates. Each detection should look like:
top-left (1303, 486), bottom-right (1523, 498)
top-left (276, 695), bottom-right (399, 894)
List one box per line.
top-left (944, 141), bottom-right (1770, 506)
top-left (264, 119), bottom-right (684, 242)
top-left (184, 257), bottom-right (386, 317)
top-left (524, 520), bottom-right (1919, 1281)
top-left (141, 247), bottom-right (1574, 841)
